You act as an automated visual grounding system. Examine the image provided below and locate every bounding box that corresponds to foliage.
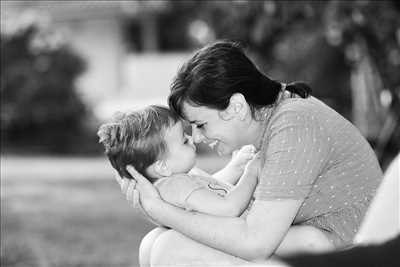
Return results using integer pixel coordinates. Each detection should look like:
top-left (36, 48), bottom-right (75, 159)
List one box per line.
top-left (323, 0), bottom-right (400, 168)
top-left (1, 23), bottom-right (98, 154)
top-left (155, 0), bottom-right (400, 167)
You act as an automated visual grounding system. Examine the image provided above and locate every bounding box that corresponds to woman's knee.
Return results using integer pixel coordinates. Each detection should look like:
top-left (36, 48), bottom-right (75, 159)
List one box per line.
top-left (276, 225), bottom-right (334, 256)
top-left (150, 230), bottom-right (250, 266)
top-left (293, 225), bottom-right (335, 251)
top-left (150, 230), bottom-right (189, 265)
top-left (139, 227), bottom-right (168, 267)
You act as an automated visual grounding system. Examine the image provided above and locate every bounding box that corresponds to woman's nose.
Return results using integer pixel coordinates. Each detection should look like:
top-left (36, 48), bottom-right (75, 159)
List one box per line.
top-left (191, 125), bottom-right (205, 143)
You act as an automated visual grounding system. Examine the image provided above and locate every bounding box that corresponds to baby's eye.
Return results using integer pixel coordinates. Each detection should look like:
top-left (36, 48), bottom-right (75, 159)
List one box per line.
top-left (196, 123), bottom-right (205, 129)
top-left (183, 137), bottom-right (189, 144)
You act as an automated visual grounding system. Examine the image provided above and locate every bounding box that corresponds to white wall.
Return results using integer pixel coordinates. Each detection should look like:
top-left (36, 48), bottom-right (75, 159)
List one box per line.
top-left (1, 1), bottom-right (192, 122)
top-left (56, 17), bottom-right (125, 107)
top-left (54, 17), bottom-right (191, 122)
top-left (94, 52), bottom-right (191, 121)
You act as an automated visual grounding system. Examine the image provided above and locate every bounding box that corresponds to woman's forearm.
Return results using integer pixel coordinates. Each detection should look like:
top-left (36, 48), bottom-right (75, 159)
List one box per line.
top-left (147, 198), bottom-right (269, 261)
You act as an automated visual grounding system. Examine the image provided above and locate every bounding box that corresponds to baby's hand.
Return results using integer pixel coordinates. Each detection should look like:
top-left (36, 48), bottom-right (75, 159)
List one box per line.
top-left (229, 145), bottom-right (257, 172)
top-left (243, 152), bottom-right (261, 177)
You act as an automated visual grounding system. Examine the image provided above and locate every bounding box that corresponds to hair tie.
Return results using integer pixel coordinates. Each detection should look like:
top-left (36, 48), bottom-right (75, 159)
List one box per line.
top-left (281, 83), bottom-right (287, 91)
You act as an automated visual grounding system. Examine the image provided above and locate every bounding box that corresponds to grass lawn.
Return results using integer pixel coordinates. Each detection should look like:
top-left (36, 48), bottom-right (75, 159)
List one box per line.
top-left (1, 155), bottom-right (229, 267)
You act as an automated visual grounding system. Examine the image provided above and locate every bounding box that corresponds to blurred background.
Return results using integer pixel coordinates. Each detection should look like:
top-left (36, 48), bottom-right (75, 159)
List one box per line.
top-left (1, 1), bottom-right (399, 266)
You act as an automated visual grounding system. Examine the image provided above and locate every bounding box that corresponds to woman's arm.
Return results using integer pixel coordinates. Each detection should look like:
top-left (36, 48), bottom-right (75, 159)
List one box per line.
top-left (185, 155), bottom-right (260, 217)
top-left (128, 166), bottom-right (302, 261)
top-left (121, 106), bottom-right (326, 260)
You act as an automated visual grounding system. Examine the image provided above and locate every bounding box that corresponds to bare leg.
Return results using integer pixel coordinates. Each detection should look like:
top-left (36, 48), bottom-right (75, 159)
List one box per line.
top-left (150, 229), bottom-right (255, 267)
top-left (141, 225), bottom-right (334, 266)
top-left (139, 227), bottom-right (168, 267)
top-left (275, 225), bottom-right (335, 256)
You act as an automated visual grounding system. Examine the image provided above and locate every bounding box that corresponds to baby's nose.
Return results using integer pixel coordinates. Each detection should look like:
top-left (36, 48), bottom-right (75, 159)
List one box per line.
top-left (185, 134), bottom-right (194, 145)
top-left (191, 125), bottom-right (205, 143)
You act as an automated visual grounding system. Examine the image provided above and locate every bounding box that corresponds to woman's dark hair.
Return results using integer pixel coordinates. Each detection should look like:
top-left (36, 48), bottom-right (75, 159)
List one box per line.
top-left (169, 40), bottom-right (311, 118)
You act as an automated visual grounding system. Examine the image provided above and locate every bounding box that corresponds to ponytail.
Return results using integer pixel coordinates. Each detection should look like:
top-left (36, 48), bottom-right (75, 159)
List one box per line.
top-left (284, 81), bottom-right (312, 98)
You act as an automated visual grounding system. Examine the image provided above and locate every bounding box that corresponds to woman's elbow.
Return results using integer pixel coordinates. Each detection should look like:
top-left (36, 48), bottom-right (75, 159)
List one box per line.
top-left (218, 203), bottom-right (243, 217)
top-left (220, 197), bottom-right (249, 217)
top-left (240, 249), bottom-right (269, 261)
top-left (240, 239), bottom-right (275, 261)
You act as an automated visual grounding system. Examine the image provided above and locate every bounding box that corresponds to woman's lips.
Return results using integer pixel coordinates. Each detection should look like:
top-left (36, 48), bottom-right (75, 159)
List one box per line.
top-left (208, 140), bottom-right (218, 150)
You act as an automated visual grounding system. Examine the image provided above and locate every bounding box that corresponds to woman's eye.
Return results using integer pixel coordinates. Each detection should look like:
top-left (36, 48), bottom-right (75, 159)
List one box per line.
top-left (183, 137), bottom-right (188, 144)
top-left (196, 123), bottom-right (205, 129)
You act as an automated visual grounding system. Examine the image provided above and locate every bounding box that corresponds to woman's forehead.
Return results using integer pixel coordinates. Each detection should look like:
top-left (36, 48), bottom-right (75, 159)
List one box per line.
top-left (182, 102), bottom-right (217, 122)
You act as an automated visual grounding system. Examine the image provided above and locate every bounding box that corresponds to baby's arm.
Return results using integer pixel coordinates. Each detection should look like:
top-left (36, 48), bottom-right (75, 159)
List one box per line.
top-left (188, 166), bottom-right (213, 178)
top-left (186, 154), bottom-right (260, 217)
top-left (213, 145), bottom-right (256, 185)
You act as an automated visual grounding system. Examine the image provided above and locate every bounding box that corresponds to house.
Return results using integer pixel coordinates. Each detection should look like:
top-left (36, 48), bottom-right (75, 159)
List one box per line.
top-left (1, 0), bottom-right (190, 121)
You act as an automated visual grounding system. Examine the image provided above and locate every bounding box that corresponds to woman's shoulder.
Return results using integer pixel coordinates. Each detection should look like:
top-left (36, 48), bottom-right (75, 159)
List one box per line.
top-left (270, 95), bottom-right (340, 125)
top-left (277, 95), bottom-right (323, 113)
top-left (268, 96), bottom-right (317, 124)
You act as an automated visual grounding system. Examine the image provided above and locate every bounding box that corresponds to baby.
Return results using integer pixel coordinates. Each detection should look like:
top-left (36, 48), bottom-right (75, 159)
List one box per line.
top-left (97, 105), bottom-right (259, 216)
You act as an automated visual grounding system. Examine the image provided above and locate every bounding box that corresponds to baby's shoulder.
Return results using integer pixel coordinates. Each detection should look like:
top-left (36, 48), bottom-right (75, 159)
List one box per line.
top-left (154, 173), bottom-right (191, 187)
top-left (154, 174), bottom-right (205, 207)
top-left (188, 167), bottom-right (212, 177)
top-left (155, 174), bottom-right (203, 193)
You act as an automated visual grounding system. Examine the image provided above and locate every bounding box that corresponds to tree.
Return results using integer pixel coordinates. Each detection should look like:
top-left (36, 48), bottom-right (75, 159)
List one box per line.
top-left (1, 22), bottom-right (98, 154)
top-left (172, 0), bottom-right (399, 168)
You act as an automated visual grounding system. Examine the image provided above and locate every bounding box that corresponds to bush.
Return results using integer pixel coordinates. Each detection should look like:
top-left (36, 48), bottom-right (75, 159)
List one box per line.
top-left (1, 24), bottom-right (99, 154)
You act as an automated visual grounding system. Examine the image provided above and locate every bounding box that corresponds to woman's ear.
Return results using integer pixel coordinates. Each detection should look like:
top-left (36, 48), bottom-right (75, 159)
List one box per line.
top-left (220, 93), bottom-right (248, 120)
top-left (153, 160), bottom-right (172, 177)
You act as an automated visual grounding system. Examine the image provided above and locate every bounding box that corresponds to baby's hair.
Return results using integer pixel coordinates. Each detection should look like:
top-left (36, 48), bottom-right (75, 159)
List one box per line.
top-left (97, 105), bottom-right (180, 179)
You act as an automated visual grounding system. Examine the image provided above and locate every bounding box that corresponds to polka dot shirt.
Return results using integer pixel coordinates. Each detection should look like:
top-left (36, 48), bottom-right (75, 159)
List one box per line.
top-left (254, 93), bottom-right (383, 248)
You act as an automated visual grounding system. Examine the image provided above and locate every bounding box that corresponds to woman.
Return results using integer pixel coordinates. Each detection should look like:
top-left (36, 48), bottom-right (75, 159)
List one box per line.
top-left (117, 41), bottom-right (383, 266)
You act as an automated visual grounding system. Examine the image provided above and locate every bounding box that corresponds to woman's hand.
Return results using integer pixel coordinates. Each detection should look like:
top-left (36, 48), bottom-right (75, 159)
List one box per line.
top-left (114, 167), bottom-right (162, 224)
top-left (114, 170), bottom-right (140, 207)
top-left (126, 165), bottom-right (161, 204)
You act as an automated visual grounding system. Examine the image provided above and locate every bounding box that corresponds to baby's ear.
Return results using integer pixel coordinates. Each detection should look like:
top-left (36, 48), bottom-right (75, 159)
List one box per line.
top-left (153, 160), bottom-right (172, 177)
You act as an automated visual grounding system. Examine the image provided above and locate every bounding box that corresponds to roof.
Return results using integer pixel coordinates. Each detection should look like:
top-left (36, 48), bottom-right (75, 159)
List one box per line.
top-left (1, 1), bottom-right (169, 23)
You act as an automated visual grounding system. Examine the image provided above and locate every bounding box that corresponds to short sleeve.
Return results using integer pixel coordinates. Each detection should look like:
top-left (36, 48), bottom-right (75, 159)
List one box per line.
top-left (155, 175), bottom-right (204, 209)
top-left (255, 106), bottom-right (330, 200)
